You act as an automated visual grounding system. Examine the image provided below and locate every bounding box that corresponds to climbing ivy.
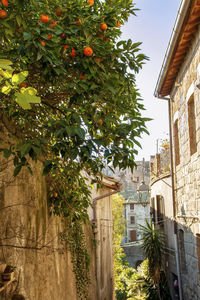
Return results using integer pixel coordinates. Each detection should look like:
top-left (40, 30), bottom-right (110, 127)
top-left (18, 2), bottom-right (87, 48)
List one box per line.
top-left (60, 220), bottom-right (91, 299)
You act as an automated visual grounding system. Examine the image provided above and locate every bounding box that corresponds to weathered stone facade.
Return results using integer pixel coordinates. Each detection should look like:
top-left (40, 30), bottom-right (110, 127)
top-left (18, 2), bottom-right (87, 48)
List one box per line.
top-left (170, 25), bottom-right (200, 300)
top-left (123, 193), bottom-right (150, 243)
top-left (122, 243), bottom-right (144, 269)
top-left (155, 1), bottom-right (200, 299)
top-left (150, 151), bottom-right (178, 300)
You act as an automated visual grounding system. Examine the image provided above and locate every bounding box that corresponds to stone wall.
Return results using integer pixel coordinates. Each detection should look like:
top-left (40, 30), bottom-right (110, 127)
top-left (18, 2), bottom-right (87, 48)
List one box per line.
top-left (0, 159), bottom-right (98, 300)
top-left (0, 125), bottom-right (115, 300)
top-left (170, 25), bottom-right (200, 300)
top-left (122, 243), bottom-right (144, 269)
top-left (150, 174), bottom-right (178, 299)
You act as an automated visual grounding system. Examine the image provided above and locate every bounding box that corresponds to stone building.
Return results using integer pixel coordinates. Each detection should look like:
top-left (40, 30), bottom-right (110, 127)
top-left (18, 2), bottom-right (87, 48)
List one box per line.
top-left (122, 189), bottom-right (150, 244)
top-left (104, 160), bottom-right (150, 242)
top-left (104, 161), bottom-right (150, 269)
top-left (155, 0), bottom-right (200, 299)
top-left (150, 147), bottom-right (179, 300)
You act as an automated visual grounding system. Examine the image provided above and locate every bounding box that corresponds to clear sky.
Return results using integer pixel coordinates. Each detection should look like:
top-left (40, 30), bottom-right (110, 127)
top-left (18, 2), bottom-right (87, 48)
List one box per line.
top-left (121, 0), bottom-right (181, 160)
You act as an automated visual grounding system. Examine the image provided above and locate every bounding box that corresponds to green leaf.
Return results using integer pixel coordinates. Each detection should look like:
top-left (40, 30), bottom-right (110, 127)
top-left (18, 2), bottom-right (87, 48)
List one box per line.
top-left (0, 59), bottom-right (13, 70)
top-left (1, 84), bottom-right (12, 94)
top-left (106, 84), bottom-right (116, 94)
top-left (14, 164), bottom-right (22, 177)
top-left (75, 127), bottom-right (85, 139)
top-left (43, 161), bottom-right (53, 175)
top-left (0, 69), bottom-right (13, 79)
top-left (23, 32), bottom-right (32, 40)
top-left (20, 143), bottom-right (31, 157)
top-left (12, 71), bottom-right (28, 85)
top-left (3, 148), bottom-right (12, 158)
top-left (15, 88), bottom-right (41, 109)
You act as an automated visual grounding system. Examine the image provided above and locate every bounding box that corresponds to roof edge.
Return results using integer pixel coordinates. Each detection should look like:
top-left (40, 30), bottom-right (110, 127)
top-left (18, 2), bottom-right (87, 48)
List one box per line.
top-left (154, 0), bottom-right (193, 98)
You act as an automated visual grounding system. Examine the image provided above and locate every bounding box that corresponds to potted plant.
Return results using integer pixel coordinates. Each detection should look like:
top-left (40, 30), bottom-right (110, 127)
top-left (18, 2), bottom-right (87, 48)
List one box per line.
top-left (1, 264), bottom-right (15, 281)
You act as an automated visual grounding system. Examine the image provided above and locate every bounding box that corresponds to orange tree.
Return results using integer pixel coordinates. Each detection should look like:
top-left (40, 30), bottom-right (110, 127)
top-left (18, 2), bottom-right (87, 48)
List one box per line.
top-left (0, 0), bottom-right (149, 296)
top-left (0, 0), bottom-right (149, 218)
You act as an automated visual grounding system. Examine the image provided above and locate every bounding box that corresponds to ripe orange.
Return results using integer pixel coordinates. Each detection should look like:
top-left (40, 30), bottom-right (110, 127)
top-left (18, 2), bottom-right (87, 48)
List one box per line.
top-left (63, 45), bottom-right (69, 50)
top-left (61, 33), bottom-right (66, 39)
top-left (1, 0), bottom-right (8, 7)
top-left (77, 18), bottom-right (82, 25)
top-left (94, 57), bottom-right (101, 63)
top-left (56, 8), bottom-right (62, 16)
top-left (116, 21), bottom-right (121, 28)
top-left (41, 14), bottom-right (49, 23)
top-left (47, 34), bottom-right (53, 40)
top-left (49, 20), bottom-right (56, 28)
top-left (70, 49), bottom-right (76, 57)
top-left (88, 0), bottom-right (94, 5)
top-left (84, 46), bottom-right (93, 57)
top-left (100, 23), bottom-right (107, 31)
top-left (19, 82), bottom-right (27, 88)
top-left (40, 40), bottom-right (46, 46)
top-left (80, 74), bottom-right (86, 80)
top-left (0, 10), bottom-right (7, 18)
top-left (98, 119), bottom-right (103, 126)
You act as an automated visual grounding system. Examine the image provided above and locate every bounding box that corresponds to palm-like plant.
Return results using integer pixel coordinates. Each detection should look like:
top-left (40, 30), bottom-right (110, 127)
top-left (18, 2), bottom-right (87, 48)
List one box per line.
top-left (140, 220), bottom-right (166, 300)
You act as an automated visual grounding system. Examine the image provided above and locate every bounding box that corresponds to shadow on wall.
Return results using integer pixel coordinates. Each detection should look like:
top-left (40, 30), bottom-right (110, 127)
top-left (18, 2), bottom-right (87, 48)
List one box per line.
top-left (151, 211), bottom-right (199, 300)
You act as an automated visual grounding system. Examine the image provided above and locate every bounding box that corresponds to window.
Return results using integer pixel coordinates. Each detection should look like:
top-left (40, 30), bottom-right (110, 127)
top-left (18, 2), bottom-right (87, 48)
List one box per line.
top-left (178, 229), bottom-right (187, 273)
top-left (151, 197), bottom-right (155, 222)
top-left (156, 195), bottom-right (164, 225)
top-left (130, 216), bottom-right (135, 224)
top-left (130, 230), bottom-right (136, 242)
top-left (196, 234), bottom-right (200, 272)
top-left (188, 95), bottom-right (197, 155)
top-left (130, 203), bottom-right (134, 210)
top-left (174, 120), bottom-right (180, 166)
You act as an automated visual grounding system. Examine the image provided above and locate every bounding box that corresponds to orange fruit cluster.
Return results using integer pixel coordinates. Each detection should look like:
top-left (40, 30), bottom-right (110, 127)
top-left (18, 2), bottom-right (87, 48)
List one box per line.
top-left (71, 48), bottom-right (76, 57)
top-left (84, 46), bottom-right (93, 57)
top-left (1, 0), bottom-right (8, 7)
top-left (56, 8), bottom-right (62, 16)
top-left (80, 74), bottom-right (86, 80)
top-left (100, 23), bottom-right (107, 31)
top-left (47, 34), bottom-right (53, 40)
top-left (40, 40), bottom-right (46, 46)
top-left (116, 21), bottom-right (121, 28)
top-left (49, 20), bottom-right (56, 28)
top-left (63, 45), bottom-right (69, 50)
top-left (0, 9), bottom-right (7, 18)
top-left (88, 0), bottom-right (94, 6)
top-left (94, 57), bottom-right (100, 63)
top-left (41, 14), bottom-right (49, 23)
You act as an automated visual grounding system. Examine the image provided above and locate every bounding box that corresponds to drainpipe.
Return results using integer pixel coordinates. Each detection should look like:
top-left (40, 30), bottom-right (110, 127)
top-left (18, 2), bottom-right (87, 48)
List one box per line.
top-left (157, 95), bottom-right (183, 300)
